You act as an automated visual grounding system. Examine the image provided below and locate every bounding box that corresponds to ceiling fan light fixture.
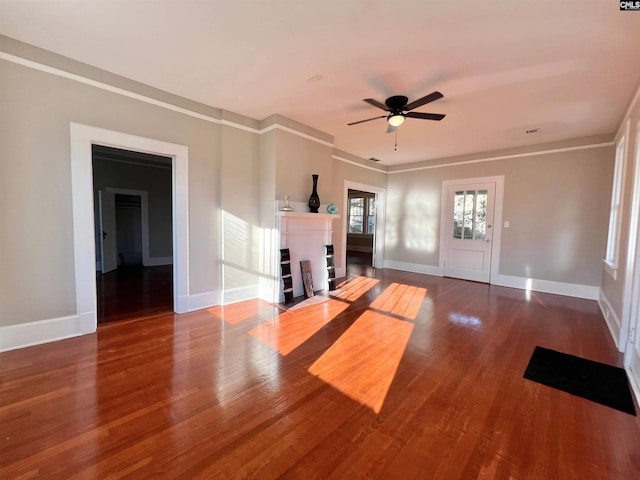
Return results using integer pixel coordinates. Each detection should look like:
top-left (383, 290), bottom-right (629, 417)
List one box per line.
top-left (388, 114), bottom-right (405, 127)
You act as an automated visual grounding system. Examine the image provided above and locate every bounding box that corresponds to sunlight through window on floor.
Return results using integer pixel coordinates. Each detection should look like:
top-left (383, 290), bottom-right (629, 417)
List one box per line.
top-left (330, 276), bottom-right (380, 302)
top-left (370, 283), bottom-right (427, 320)
top-left (248, 299), bottom-right (349, 355)
top-left (308, 310), bottom-right (414, 413)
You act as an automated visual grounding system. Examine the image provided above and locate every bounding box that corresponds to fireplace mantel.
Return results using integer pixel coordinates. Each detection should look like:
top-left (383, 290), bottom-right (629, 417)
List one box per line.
top-left (276, 208), bottom-right (340, 302)
top-left (276, 211), bottom-right (339, 220)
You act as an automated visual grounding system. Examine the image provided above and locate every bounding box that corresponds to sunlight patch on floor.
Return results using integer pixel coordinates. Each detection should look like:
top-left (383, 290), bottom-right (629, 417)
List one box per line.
top-left (330, 276), bottom-right (380, 302)
top-left (248, 299), bottom-right (349, 355)
top-left (208, 299), bottom-right (277, 325)
top-left (308, 310), bottom-right (414, 413)
top-left (370, 283), bottom-right (427, 320)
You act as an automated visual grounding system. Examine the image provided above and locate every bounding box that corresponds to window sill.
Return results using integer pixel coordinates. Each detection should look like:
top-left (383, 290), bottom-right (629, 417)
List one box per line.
top-left (603, 259), bottom-right (618, 280)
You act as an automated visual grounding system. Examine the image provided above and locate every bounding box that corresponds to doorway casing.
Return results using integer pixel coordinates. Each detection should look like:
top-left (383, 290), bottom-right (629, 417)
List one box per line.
top-left (70, 123), bottom-right (190, 335)
top-left (342, 180), bottom-right (386, 275)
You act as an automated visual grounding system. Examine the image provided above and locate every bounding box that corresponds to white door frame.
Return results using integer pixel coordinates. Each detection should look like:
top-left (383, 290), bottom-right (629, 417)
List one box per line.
top-left (70, 123), bottom-right (190, 332)
top-left (624, 120), bottom-right (640, 365)
top-left (439, 175), bottom-right (505, 284)
top-left (342, 181), bottom-right (386, 273)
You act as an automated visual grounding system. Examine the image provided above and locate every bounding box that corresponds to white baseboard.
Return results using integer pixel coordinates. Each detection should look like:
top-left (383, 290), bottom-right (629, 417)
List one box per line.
top-left (598, 289), bottom-right (622, 351)
top-left (222, 284), bottom-right (259, 305)
top-left (383, 260), bottom-right (441, 277)
top-left (0, 312), bottom-right (96, 353)
top-left (144, 256), bottom-right (173, 267)
top-left (491, 274), bottom-right (599, 300)
top-left (627, 365), bottom-right (640, 412)
top-left (186, 290), bottom-right (221, 312)
top-left (381, 261), bottom-right (599, 300)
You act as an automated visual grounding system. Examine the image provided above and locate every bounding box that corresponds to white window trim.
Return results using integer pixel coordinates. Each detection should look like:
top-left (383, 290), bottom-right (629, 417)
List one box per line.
top-left (604, 119), bottom-right (630, 280)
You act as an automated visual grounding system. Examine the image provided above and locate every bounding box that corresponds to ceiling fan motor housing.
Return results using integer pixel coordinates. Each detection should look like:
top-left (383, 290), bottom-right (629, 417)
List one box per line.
top-left (385, 95), bottom-right (409, 112)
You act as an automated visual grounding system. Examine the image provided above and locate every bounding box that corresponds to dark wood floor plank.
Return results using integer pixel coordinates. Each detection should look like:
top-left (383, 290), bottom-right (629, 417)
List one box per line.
top-left (2, 267), bottom-right (640, 479)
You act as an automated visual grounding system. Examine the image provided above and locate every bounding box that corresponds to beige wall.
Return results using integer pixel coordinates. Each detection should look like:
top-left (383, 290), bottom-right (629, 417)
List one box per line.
top-left (274, 130), bottom-right (333, 204)
top-left (268, 129), bottom-right (388, 273)
top-left (221, 124), bottom-right (260, 290)
top-left (386, 140), bottom-right (614, 286)
top-left (0, 46), bottom-right (223, 326)
top-left (1, 33), bottom-right (634, 348)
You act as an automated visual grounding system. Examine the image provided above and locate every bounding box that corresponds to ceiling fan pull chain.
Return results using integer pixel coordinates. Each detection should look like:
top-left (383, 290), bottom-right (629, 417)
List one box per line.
top-left (394, 128), bottom-right (398, 151)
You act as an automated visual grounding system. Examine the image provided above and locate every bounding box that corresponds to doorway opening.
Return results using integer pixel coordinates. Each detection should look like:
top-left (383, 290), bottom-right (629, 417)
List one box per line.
top-left (92, 145), bottom-right (173, 324)
top-left (346, 188), bottom-right (379, 277)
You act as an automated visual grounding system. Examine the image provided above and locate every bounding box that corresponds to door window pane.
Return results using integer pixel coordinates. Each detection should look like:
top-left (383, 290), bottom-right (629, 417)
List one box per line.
top-left (474, 190), bottom-right (487, 241)
top-left (453, 191), bottom-right (464, 239)
top-left (463, 191), bottom-right (475, 240)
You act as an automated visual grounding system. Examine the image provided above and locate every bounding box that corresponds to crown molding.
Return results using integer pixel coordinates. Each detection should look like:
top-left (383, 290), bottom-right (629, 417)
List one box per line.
top-left (387, 141), bottom-right (614, 174)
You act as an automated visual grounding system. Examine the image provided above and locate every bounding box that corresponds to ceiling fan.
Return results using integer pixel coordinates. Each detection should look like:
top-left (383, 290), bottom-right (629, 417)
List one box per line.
top-left (348, 91), bottom-right (445, 130)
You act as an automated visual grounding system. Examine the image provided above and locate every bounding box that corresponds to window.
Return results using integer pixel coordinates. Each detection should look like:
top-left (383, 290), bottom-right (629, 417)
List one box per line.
top-left (348, 192), bottom-right (376, 235)
top-left (605, 135), bottom-right (627, 277)
top-left (349, 197), bottom-right (364, 233)
top-left (452, 189), bottom-right (487, 241)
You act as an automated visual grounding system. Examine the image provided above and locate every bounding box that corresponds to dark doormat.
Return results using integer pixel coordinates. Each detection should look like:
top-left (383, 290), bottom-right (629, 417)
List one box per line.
top-left (523, 346), bottom-right (636, 415)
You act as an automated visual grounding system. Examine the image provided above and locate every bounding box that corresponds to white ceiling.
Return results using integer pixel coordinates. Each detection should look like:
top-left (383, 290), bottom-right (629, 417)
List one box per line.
top-left (2, 0), bottom-right (640, 166)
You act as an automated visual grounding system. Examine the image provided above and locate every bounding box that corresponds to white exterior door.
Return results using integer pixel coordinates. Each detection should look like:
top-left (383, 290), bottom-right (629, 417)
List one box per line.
top-left (99, 190), bottom-right (118, 274)
top-left (444, 182), bottom-right (495, 283)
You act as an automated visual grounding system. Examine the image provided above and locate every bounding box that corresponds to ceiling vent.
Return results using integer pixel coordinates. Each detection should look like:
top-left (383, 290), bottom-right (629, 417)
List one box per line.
top-left (369, 157), bottom-right (381, 162)
top-left (526, 128), bottom-right (541, 135)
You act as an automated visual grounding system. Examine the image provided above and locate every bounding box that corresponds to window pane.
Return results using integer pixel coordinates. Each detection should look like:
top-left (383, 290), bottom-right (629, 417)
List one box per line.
top-left (463, 191), bottom-right (474, 240)
top-left (367, 197), bottom-right (376, 234)
top-left (453, 191), bottom-right (464, 239)
top-left (474, 190), bottom-right (487, 241)
top-left (367, 215), bottom-right (376, 234)
top-left (349, 197), bottom-right (364, 234)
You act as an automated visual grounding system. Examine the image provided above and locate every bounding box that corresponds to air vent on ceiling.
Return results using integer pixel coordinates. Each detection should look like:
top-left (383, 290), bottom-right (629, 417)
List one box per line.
top-left (369, 157), bottom-right (381, 162)
top-left (526, 128), bottom-right (541, 135)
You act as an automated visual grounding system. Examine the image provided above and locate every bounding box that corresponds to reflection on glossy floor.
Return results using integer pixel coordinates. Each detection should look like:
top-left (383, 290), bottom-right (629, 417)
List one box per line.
top-left (2, 269), bottom-right (640, 479)
top-left (96, 265), bottom-right (173, 324)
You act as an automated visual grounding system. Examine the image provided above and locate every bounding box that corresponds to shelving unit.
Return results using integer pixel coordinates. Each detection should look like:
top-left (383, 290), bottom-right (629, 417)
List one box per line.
top-left (280, 248), bottom-right (293, 304)
top-left (326, 244), bottom-right (336, 291)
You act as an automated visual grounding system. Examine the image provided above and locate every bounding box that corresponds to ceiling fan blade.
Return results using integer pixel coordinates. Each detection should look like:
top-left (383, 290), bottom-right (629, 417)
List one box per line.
top-left (404, 91), bottom-right (444, 111)
top-left (405, 111), bottom-right (446, 121)
top-left (386, 124), bottom-right (396, 134)
top-left (363, 98), bottom-right (390, 111)
top-left (347, 115), bottom-right (387, 126)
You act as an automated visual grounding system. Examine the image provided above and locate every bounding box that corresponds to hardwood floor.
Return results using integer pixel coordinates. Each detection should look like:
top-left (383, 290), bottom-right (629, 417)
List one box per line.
top-left (2, 269), bottom-right (639, 478)
top-left (96, 265), bottom-right (173, 324)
